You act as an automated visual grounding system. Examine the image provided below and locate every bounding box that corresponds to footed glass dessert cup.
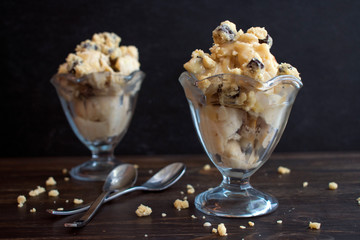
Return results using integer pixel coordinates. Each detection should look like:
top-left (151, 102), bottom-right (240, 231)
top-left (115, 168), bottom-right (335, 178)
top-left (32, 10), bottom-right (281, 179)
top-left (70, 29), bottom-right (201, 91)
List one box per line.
top-left (179, 72), bottom-right (302, 217)
top-left (51, 70), bottom-right (145, 181)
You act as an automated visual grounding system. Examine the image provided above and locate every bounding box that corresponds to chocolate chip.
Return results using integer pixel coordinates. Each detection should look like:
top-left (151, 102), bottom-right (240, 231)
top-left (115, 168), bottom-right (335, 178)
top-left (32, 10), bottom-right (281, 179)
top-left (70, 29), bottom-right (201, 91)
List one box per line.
top-left (81, 42), bottom-right (98, 51)
top-left (258, 34), bottom-right (273, 48)
top-left (247, 58), bottom-right (264, 72)
top-left (279, 64), bottom-right (293, 73)
top-left (217, 83), bottom-right (223, 93)
top-left (69, 59), bottom-right (82, 74)
top-left (216, 24), bottom-right (236, 41)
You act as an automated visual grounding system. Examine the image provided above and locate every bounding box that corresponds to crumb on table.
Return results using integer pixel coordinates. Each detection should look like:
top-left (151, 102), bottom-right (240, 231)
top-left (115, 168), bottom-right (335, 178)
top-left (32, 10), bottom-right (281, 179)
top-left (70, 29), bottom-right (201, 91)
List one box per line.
top-left (30, 208), bottom-right (36, 213)
top-left (309, 221), bottom-right (321, 230)
top-left (173, 199), bottom-right (189, 211)
top-left (203, 222), bottom-right (212, 227)
top-left (17, 195), bottom-right (26, 208)
top-left (135, 204), bottom-right (152, 217)
top-left (217, 223), bottom-right (228, 236)
top-left (187, 184), bottom-right (195, 194)
top-left (203, 164), bottom-right (211, 171)
top-left (29, 186), bottom-right (45, 197)
top-left (74, 198), bottom-right (83, 204)
top-left (48, 189), bottom-right (59, 197)
top-left (278, 166), bottom-right (291, 174)
top-left (328, 182), bottom-right (338, 190)
top-left (46, 177), bottom-right (57, 186)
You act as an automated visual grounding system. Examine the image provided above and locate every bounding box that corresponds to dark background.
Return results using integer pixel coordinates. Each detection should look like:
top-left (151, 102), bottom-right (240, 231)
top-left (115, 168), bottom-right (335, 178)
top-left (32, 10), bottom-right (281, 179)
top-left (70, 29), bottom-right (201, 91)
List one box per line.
top-left (1, 0), bottom-right (359, 157)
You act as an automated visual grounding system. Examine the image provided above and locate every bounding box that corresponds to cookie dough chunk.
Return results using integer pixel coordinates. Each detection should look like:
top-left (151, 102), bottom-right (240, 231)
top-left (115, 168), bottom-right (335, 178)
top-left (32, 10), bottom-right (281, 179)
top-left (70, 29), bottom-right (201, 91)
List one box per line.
top-left (277, 63), bottom-right (300, 79)
top-left (135, 204), bottom-right (152, 217)
top-left (173, 199), bottom-right (189, 210)
top-left (17, 195), bottom-right (26, 208)
top-left (217, 223), bottom-right (228, 236)
top-left (29, 186), bottom-right (45, 197)
top-left (213, 20), bottom-right (238, 44)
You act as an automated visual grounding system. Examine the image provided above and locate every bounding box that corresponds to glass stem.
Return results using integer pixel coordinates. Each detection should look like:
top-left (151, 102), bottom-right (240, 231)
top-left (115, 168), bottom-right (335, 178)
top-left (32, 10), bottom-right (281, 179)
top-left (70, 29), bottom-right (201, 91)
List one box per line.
top-left (91, 148), bottom-right (115, 163)
top-left (221, 176), bottom-right (252, 192)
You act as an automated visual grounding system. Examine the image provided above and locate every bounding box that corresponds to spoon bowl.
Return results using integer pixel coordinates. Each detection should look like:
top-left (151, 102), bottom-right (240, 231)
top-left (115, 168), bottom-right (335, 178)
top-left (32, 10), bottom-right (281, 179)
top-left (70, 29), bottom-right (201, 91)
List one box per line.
top-left (64, 164), bottom-right (137, 227)
top-left (139, 162), bottom-right (186, 191)
top-left (103, 164), bottom-right (137, 192)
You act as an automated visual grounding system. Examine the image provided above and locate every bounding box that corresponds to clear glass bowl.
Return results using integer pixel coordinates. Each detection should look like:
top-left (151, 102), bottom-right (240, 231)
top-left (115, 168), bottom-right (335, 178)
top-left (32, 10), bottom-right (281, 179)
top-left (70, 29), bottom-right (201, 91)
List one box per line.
top-left (179, 72), bottom-right (302, 217)
top-left (51, 70), bottom-right (145, 181)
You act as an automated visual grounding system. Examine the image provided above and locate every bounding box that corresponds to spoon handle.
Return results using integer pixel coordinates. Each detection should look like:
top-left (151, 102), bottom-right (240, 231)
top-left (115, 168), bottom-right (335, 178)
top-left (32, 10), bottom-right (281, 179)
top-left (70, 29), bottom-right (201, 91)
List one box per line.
top-left (47, 186), bottom-right (143, 216)
top-left (64, 191), bottom-right (109, 228)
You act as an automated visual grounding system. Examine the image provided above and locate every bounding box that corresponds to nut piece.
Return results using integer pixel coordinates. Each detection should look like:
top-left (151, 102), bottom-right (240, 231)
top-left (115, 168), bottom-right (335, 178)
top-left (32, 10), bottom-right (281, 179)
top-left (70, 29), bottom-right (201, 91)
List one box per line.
top-left (278, 166), bottom-right (291, 174)
top-left (46, 177), bottom-right (57, 186)
top-left (173, 199), bottom-right (189, 211)
top-left (203, 222), bottom-right (212, 227)
top-left (29, 186), bottom-right (46, 197)
top-left (29, 208), bottom-right (36, 213)
top-left (217, 223), bottom-right (228, 236)
top-left (48, 190), bottom-right (59, 197)
top-left (74, 198), bottom-right (83, 204)
top-left (17, 195), bottom-right (26, 208)
top-left (187, 184), bottom-right (195, 194)
top-left (328, 182), bottom-right (338, 190)
top-left (309, 221), bottom-right (321, 230)
top-left (135, 204), bottom-right (152, 217)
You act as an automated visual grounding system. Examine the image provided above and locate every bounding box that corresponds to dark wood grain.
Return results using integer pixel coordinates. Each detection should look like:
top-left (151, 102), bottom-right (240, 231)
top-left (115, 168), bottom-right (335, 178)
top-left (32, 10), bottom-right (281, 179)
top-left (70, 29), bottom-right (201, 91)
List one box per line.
top-left (1, 153), bottom-right (360, 239)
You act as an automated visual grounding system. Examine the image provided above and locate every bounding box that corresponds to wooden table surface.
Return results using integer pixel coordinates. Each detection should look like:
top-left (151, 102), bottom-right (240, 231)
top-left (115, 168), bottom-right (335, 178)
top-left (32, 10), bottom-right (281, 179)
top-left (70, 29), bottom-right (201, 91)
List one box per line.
top-left (1, 153), bottom-right (360, 239)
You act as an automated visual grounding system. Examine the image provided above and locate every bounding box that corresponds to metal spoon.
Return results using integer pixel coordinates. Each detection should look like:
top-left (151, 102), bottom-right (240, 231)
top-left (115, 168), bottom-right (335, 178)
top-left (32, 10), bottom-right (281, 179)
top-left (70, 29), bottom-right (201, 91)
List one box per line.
top-left (64, 163), bottom-right (137, 228)
top-left (48, 162), bottom-right (186, 216)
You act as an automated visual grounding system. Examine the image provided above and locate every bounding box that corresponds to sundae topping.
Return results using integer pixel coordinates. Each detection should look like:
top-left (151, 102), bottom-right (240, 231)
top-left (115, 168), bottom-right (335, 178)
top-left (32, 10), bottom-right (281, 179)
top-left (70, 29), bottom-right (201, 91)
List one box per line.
top-left (184, 20), bottom-right (300, 85)
top-left (58, 32), bottom-right (140, 77)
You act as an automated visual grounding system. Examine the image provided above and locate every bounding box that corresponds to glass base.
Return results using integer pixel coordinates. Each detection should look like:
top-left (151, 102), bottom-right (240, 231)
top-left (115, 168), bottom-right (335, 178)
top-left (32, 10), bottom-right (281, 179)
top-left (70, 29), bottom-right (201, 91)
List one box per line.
top-left (69, 159), bottom-right (121, 181)
top-left (195, 186), bottom-right (278, 218)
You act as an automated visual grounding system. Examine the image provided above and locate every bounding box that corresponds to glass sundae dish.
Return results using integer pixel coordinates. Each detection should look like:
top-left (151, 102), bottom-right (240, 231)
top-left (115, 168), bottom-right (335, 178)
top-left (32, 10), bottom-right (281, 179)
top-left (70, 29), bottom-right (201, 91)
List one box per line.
top-left (179, 21), bottom-right (302, 217)
top-left (51, 32), bottom-right (144, 181)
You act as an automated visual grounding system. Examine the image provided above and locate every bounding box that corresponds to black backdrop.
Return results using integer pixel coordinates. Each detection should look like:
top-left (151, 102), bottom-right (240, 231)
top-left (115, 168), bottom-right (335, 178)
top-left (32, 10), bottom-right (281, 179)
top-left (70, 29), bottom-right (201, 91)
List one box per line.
top-left (1, 0), bottom-right (359, 157)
